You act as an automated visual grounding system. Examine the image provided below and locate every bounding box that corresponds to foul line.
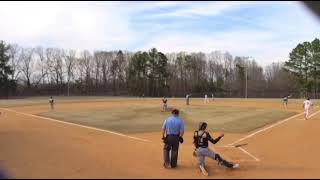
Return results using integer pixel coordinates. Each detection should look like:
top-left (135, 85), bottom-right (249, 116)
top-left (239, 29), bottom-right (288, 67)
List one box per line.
top-left (229, 107), bottom-right (320, 146)
top-left (237, 147), bottom-right (260, 162)
top-left (0, 108), bottom-right (151, 143)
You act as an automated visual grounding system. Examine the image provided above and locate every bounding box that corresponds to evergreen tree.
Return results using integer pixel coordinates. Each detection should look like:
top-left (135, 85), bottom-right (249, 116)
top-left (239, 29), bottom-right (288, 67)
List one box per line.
top-left (0, 40), bottom-right (16, 98)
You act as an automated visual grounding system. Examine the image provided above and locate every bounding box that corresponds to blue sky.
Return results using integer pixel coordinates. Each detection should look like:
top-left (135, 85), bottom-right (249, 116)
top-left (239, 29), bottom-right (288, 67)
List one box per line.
top-left (0, 1), bottom-right (319, 66)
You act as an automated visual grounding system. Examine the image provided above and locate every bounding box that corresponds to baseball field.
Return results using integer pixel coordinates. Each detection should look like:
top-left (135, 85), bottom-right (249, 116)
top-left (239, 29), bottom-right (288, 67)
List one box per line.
top-left (0, 97), bottom-right (319, 178)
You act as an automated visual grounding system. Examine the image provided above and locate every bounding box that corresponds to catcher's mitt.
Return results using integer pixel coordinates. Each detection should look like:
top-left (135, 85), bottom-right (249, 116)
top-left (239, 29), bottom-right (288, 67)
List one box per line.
top-left (179, 136), bottom-right (184, 144)
top-left (162, 136), bottom-right (167, 144)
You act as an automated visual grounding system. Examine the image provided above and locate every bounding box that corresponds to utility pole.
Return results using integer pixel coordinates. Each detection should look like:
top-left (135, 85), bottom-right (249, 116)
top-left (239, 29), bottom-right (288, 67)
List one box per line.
top-left (245, 65), bottom-right (247, 99)
top-left (67, 81), bottom-right (70, 96)
top-left (245, 56), bottom-right (251, 99)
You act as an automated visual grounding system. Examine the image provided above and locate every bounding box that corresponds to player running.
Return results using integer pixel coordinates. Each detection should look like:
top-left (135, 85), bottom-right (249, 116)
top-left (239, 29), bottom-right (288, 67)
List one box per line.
top-left (49, 96), bottom-right (55, 111)
top-left (303, 97), bottom-right (313, 120)
top-left (193, 122), bottom-right (239, 176)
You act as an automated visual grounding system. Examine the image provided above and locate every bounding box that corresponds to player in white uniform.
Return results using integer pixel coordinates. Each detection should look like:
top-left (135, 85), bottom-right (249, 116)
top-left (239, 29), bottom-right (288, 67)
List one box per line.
top-left (303, 97), bottom-right (313, 120)
top-left (204, 94), bottom-right (209, 104)
top-left (49, 96), bottom-right (55, 111)
top-left (162, 96), bottom-right (168, 111)
top-left (186, 94), bottom-right (191, 105)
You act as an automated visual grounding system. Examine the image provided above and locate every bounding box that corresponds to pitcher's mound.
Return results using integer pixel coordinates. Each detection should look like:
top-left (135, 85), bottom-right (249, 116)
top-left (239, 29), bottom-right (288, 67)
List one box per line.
top-left (160, 107), bottom-right (175, 112)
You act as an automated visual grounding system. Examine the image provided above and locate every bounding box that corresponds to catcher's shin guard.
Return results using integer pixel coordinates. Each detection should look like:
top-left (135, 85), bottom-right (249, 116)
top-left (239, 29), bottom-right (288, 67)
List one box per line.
top-left (215, 154), bottom-right (233, 168)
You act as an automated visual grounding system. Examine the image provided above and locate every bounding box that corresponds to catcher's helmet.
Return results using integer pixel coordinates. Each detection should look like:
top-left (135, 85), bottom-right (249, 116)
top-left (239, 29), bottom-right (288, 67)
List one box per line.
top-left (198, 122), bottom-right (207, 131)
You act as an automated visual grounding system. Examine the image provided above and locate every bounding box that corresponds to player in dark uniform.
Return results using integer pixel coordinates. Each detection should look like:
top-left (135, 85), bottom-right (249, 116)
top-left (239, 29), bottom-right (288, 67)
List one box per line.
top-left (193, 122), bottom-right (239, 176)
top-left (283, 95), bottom-right (290, 109)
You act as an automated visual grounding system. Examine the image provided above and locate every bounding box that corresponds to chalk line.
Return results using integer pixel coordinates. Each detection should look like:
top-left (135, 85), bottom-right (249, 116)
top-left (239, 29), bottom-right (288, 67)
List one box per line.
top-left (0, 108), bottom-right (151, 143)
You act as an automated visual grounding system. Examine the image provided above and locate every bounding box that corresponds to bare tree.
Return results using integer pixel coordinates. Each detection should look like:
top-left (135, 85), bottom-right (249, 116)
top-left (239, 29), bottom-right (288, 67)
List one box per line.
top-left (64, 49), bottom-right (76, 96)
top-left (46, 48), bottom-right (65, 94)
top-left (93, 51), bottom-right (102, 89)
top-left (116, 50), bottom-right (127, 92)
top-left (101, 51), bottom-right (113, 92)
top-left (78, 50), bottom-right (93, 93)
top-left (34, 46), bottom-right (48, 85)
top-left (110, 51), bottom-right (119, 95)
top-left (19, 48), bottom-right (35, 88)
top-left (8, 44), bottom-right (22, 81)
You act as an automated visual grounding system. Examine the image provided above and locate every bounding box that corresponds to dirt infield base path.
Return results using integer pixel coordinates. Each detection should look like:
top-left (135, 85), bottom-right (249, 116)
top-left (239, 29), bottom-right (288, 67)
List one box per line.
top-left (1, 107), bottom-right (320, 178)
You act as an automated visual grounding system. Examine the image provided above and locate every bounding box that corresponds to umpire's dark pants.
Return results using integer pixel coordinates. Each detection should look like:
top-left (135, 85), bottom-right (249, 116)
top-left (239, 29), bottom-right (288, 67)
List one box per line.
top-left (163, 135), bottom-right (180, 168)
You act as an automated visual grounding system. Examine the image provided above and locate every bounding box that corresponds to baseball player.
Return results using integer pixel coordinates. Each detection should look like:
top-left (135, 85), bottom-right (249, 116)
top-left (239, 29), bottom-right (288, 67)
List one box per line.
top-left (193, 122), bottom-right (239, 176)
top-left (283, 95), bottom-right (288, 109)
top-left (212, 93), bottom-right (214, 101)
top-left (186, 94), bottom-right (191, 105)
top-left (162, 96), bottom-right (168, 111)
top-left (204, 94), bottom-right (209, 104)
top-left (49, 96), bottom-right (54, 111)
top-left (303, 97), bottom-right (313, 120)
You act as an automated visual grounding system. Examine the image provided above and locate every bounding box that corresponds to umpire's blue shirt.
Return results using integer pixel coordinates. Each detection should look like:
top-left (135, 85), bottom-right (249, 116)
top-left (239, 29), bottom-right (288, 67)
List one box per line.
top-left (162, 115), bottom-right (185, 135)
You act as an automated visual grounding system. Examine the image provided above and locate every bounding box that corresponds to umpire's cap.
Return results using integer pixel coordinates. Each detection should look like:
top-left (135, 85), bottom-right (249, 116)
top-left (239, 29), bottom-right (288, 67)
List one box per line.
top-left (171, 108), bottom-right (179, 115)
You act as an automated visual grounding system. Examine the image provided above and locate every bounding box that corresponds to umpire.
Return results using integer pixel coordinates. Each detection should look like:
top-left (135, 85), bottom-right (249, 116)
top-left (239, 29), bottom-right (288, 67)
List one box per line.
top-left (162, 108), bottom-right (185, 168)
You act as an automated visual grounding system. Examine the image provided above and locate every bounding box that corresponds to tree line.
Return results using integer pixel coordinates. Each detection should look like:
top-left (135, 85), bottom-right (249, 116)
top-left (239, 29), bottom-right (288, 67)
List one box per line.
top-left (0, 38), bottom-right (319, 98)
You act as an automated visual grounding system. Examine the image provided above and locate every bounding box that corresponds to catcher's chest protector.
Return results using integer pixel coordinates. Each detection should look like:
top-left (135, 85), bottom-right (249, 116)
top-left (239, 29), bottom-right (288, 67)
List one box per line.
top-left (194, 131), bottom-right (207, 148)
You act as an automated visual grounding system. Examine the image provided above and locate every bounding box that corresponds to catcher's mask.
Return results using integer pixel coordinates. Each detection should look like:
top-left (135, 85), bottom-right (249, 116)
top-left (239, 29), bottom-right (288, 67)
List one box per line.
top-left (198, 122), bottom-right (207, 131)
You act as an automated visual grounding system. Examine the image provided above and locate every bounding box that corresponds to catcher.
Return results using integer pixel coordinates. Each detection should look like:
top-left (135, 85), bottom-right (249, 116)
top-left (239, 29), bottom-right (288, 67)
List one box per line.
top-left (193, 122), bottom-right (239, 176)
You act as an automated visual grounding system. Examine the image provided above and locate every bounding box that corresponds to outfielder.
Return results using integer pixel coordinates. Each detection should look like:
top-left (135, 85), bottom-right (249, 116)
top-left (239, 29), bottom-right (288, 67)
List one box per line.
top-left (193, 122), bottom-right (239, 176)
top-left (283, 95), bottom-right (291, 109)
top-left (162, 96), bottom-right (168, 111)
top-left (49, 96), bottom-right (54, 111)
top-left (186, 94), bottom-right (191, 105)
top-left (283, 95), bottom-right (288, 109)
top-left (204, 94), bottom-right (209, 104)
top-left (303, 97), bottom-right (313, 120)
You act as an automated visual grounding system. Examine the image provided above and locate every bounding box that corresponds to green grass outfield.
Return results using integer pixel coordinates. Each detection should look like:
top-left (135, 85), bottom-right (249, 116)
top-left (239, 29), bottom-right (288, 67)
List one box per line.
top-left (38, 104), bottom-right (296, 134)
top-left (0, 96), bottom-right (139, 108)
top-left (0, 96), bottom-right (317, 107)
top-left (0, 96), bottom-right (308, 134)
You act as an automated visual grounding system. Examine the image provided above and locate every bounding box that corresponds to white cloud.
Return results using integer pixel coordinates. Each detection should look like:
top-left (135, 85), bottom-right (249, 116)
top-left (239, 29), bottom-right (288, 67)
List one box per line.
top-left (138, 27), bottom-right (319, 67)
top-left (0, 1), bottom-right (319, 67)
top-left (151, 1), bottom-right (256, 18)
top-left (0, 1), bottom-right (138, 51)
